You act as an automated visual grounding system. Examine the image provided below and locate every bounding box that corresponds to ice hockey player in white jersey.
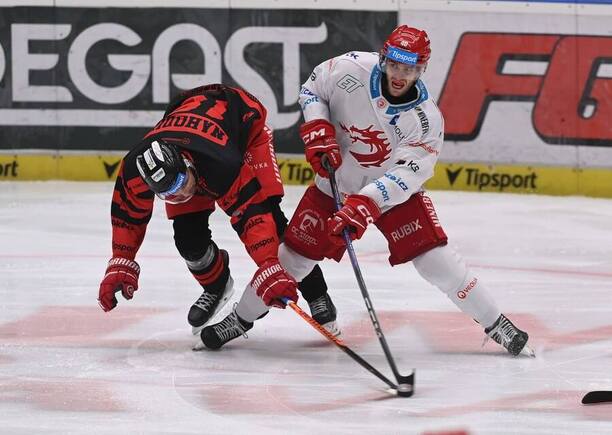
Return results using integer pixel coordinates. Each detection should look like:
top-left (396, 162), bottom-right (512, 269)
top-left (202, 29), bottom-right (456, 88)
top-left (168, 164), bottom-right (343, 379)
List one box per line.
top-left (201, 25), bottom-right (534, 356)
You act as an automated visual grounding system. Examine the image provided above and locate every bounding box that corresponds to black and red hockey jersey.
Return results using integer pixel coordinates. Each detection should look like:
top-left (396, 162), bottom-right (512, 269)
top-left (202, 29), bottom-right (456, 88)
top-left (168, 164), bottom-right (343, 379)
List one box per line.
top-left (110, 84), bottom-right (284, 266)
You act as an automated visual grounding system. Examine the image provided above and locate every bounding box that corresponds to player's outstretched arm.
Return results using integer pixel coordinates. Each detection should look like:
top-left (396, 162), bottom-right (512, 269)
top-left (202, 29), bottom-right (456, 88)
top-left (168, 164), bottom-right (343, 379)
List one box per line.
top-left (98, 158), bottom-right (154, 312)
top-left (216, 163), bottom-right (299, 308)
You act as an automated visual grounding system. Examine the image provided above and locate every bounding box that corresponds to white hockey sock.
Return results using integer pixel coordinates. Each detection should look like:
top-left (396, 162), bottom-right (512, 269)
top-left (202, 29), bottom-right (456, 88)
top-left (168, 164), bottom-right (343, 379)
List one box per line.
top-left (412, 245), bottom-right (500, 328)
top-left (235, 284), bottom-right (269, 323)
top-left (235, 245), bottom-right (319, 323)
top-left (278, 243), bottom-right (319, 282)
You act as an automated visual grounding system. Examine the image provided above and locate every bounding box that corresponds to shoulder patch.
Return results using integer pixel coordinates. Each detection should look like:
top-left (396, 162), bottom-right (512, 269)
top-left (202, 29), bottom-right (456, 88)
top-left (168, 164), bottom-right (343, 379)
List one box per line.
top-left (336, 74), bottom-right (364, 93)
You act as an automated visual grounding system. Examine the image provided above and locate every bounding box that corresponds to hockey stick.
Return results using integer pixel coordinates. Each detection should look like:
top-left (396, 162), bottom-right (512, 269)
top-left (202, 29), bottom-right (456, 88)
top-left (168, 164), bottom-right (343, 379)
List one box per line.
top-left (322, 158), bottom-right (415, 397)
top-left (281, 297), bottom-right (399, 392)
top-left (582, 390), bottom-right (612, 404)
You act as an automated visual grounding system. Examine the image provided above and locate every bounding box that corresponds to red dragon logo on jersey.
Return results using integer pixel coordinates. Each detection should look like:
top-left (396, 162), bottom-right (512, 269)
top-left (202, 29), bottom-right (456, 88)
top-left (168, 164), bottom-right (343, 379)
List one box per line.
top-left (339, 123), bottom-right (391, 167)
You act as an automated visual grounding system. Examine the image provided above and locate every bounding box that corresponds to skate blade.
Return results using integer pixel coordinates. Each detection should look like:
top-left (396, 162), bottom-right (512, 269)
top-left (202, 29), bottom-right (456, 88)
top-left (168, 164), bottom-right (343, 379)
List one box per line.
top-left (322, 320), bottom-right (341, 337)
top-left (192, 341), bottom-right (206, 351)
top-left (190, 279), bottom-right (236, 336)
top-left (521, 344), bottom-right (536, 358)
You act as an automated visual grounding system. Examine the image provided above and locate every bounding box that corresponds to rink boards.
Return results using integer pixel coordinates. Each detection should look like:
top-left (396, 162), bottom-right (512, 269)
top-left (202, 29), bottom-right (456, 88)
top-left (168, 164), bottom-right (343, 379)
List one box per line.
top-left (0, 0), bottom-right (611, 196)
top-left (2, 152), bottom-right (611, 198)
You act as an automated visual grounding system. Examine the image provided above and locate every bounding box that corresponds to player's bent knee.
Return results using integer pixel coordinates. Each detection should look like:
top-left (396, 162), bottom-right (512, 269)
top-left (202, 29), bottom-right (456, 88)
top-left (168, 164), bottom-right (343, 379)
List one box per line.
top-left (183, 243), bottom-right (217, 270)
top-left (172, 211), bottom-right (213, 261)
top-left (175, 233), bottom-right (214, 263)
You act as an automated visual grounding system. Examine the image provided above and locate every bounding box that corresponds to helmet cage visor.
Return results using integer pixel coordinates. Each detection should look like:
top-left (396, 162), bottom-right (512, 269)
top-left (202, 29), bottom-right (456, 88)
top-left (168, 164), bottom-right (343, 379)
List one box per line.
top-left (155, 159), bottom-right (196, 204)
top-left (381, 58), bottom-right (426, 81)
top-left (381, 47), bottom-right (426, 81)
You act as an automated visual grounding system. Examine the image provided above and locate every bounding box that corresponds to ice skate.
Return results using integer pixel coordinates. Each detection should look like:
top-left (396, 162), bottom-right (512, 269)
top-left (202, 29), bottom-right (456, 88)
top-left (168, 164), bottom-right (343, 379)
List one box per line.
top-left (308, 293), bottom-right (341, 336)
top-left (194, 305), bottom-right (253, 350)
top-left (188, 275), bottom-right (235, 335)
top-left (483, 314), bottom-right (535, 357)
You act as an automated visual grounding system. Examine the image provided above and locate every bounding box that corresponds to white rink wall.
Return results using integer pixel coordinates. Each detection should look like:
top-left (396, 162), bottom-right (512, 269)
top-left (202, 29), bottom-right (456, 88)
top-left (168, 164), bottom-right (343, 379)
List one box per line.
top-left (0, 0), bottom-right (611, 197)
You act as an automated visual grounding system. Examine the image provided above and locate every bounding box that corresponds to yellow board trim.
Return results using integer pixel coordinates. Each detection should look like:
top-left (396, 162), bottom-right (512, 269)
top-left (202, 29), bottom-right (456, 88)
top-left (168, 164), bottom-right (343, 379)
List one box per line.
top-left (1, 153), bottom-right (612, 198)
top-left (0, 153), bottom-right (125, 181)
top-left (428, 163), bottom-right (612, 198)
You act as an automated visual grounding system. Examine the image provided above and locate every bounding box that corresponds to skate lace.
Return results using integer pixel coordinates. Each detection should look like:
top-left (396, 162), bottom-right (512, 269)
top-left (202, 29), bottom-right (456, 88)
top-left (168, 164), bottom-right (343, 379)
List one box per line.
top-left (482, 317), bottom-right (517, 349)
top-left (193, 292), bottom-right (218, 311)
top-left (309, 296), bottom-right (329, 317)
top-left (212, 310), bottom-right (249, 343)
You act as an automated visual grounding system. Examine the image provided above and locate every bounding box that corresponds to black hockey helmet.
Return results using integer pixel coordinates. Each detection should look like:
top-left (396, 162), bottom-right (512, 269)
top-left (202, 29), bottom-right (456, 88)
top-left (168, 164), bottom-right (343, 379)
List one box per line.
top-left (136, 140), bottom-right (189, 199)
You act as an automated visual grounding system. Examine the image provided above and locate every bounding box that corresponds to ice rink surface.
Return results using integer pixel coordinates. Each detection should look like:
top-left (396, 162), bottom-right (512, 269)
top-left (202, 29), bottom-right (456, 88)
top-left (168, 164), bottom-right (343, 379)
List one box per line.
top-left (1, 182), bottom-right (611, 435)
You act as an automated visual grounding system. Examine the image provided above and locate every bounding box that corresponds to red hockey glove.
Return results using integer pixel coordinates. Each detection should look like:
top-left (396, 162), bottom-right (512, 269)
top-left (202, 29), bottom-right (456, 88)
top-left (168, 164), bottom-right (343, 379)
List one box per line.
top-left (300, 119), bottom-right (342, 178)
top-left (251, 259), bottom-right (298, 309)
top-left (98, 257), bottom-right (140, 312)
top-left (328, 195), bottom-right (381, 246)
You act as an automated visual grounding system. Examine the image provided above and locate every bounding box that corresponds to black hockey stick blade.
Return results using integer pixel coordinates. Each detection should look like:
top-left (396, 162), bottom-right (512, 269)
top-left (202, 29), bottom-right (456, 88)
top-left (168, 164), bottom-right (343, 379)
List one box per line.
top-left (395, 371), bottom-right (415, 397)
top-left (582, 390), bottom-right (612, 404)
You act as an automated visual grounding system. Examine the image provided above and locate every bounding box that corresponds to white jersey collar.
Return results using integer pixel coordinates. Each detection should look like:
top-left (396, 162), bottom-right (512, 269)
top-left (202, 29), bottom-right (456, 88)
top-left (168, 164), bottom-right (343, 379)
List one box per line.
top-left (369, 64), bottom-right (429, 115)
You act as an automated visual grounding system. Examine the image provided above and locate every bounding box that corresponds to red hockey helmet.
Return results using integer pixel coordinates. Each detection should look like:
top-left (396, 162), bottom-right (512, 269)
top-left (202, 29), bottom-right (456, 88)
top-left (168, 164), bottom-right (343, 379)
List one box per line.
top-left (380, 25), bottom-right (431, 67)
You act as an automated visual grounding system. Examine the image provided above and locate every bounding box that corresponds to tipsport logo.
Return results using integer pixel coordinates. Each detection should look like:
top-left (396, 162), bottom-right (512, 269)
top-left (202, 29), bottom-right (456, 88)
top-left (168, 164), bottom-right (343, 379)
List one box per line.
top-left (387, 46), bottom-right (418, 65)
top-left (277, 159), bottom-right (315, 184)
top-left (445, 166), bottom-right (538, 192)
top-left (0, 160), bottom-right (19, 177)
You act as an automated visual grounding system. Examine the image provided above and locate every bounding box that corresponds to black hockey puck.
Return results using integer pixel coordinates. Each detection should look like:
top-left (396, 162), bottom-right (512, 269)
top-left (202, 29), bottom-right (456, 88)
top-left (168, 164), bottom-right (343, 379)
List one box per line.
top-left (396, 383), bottom-right (414, 397)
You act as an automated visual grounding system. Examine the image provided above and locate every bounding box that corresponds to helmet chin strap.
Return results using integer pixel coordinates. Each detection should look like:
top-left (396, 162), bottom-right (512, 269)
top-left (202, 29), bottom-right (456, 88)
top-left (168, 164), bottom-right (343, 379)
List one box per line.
top-left (184, 157), bottom-right (196, 174)
top-left (163, 192), bottom-right (194, 205)
top-left (157, 160), bottom-right (198, 203)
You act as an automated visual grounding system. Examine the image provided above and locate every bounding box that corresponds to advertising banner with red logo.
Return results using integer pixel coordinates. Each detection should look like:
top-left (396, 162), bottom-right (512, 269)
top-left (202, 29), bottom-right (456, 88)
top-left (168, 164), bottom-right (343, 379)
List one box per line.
top-left (0, 0), bottom-right (611, 198)
top-left (400, 0), bottom-right (612, 197)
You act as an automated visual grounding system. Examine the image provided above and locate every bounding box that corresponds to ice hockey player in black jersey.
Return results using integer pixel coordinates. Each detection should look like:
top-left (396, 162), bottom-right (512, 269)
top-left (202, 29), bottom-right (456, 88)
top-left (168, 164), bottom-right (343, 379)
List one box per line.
top-left (98, 84), bottom-right (336, 339)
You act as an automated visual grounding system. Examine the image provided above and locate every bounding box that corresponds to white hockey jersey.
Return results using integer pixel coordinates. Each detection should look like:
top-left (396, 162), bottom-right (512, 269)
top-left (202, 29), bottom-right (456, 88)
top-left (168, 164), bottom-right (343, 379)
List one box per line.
top-left (299, 51), bottom-right (444, 213)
